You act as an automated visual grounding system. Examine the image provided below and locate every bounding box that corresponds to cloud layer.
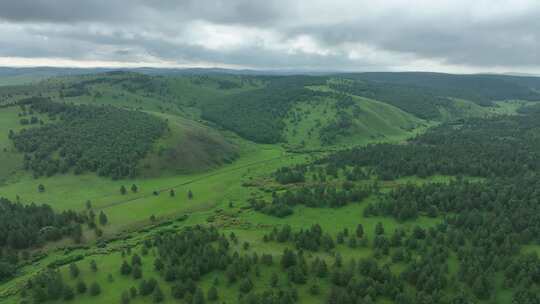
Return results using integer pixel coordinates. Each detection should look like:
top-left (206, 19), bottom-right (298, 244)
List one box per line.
top-left (0, 0), bottom-right (539, 73)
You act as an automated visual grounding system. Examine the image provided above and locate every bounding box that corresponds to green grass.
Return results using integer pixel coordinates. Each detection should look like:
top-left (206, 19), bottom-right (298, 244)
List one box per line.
top-left (0, 143), bottom-right (300, 233)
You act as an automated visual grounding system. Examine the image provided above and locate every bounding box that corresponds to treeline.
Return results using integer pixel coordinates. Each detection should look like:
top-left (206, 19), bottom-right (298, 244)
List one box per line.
top-left (274, 166), bottom-right (307, 184)
top-left (10, 99), bottom-right (167, 179)
top-left (0, 197), bottom-right (84, 250)
top-left (202, 76), bottom-right (331, 143)
top-left (320, 112), bottom-right (540, 180)
top-left (249, 183), bottom-right (372, 217)
top-left (366, 176), bottom-right (540, 241)
top-left (274, 163), bottom-right (369, 185)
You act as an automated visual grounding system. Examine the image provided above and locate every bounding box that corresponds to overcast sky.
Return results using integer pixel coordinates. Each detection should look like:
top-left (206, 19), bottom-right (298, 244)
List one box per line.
top-left (0, 0), bottom-right (539, 73)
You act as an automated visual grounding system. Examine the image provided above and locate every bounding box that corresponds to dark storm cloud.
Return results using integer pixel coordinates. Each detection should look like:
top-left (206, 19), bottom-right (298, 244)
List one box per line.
top-left (0, 0), bottom-right (539, 72)
top-left (297, 6), bottom-right (540, 68)
top-left (0, 0), bottom-right (284, 25)
top-left (0, 0), bottom-right (130, 23)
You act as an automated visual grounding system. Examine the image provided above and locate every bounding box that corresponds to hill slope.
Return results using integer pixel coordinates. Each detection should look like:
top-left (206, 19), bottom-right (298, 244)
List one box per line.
top-left (283, 93), bottom-right (426, 148)
top-left (138, 113), bottom-right (239, 176)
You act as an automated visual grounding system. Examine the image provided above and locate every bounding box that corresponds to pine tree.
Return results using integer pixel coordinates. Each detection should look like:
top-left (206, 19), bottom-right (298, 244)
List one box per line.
top-left (239, 278), bottom-right (253, 293)
top-left (193, 288), bottom-right (205, 304)
top-left (132, 254), bottom-right (142, 266)
top-left (132, 266), bottom-right (142, 280)
top-left (89, 282), bottom-right (101, 296)
top-left (270, 272), bottom-right (279, 287)
top-left (207, 286), bottom-right (218, 301)
top-left (281, 249), bottom-right (297, 269)
top-left (90, 260), bottom-right (98, 272)
top-left (375, 222), bottom-right (385, 235)
top-left (69, 263), bottom-right (80, 278)
top-left (356, 223), bottom-right (364, 238)
top-left (76, 281), bottom-right (87, 294)
top-left (121, 290), bottom-right (131, 304)
top-left (152, 285), bottom-right (164, 303)
top-left (154, 258), bottom-right (164, 271)
top-left (63, 285), bottom-right (75, 300)
top-left (121, 261), bottom-right (132, 275)
top-left (120, 185), bottom-right (127, 195)
top-left (99, 211), bottom-right (108, 225)
top-left (309, 283), bottom-right (320, 295)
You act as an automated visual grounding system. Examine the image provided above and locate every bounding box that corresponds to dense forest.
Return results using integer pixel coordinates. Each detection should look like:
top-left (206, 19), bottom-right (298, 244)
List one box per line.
top-left (319, 112), bottom-right (540, 180)
top-left (202, 76), bottom-right (331, 143)
top-left (0, 197), bottom-right (87, 282)
top-left (10, 98), bottom-right (167, 179)
top-left (344, 72), bottom-right (540, 100)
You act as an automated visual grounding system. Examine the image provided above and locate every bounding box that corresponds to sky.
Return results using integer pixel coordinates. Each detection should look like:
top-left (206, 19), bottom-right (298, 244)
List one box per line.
top-left (0, 0), bottom-right (539, 73)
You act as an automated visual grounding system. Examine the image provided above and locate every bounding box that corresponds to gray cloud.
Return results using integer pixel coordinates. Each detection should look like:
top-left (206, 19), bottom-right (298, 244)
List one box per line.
top-left (0, 0), bottom-right (539, 72)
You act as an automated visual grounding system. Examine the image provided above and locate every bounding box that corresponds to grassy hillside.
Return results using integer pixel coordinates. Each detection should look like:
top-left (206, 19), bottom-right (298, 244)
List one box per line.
top-left (138, 112), bottom-right (239, 176)
top-left (283, 94), bottom-right (427, 149)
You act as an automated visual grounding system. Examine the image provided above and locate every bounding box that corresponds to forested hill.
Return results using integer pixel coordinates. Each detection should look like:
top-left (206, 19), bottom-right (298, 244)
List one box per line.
top-left (10, 98), bottom-right (167, 179)
top-left (331, 72), bottom-right (540, 119)
top-left (201, 76), bottom-right (330, 143)
top-left (340, 72), bottom-right (540, 95)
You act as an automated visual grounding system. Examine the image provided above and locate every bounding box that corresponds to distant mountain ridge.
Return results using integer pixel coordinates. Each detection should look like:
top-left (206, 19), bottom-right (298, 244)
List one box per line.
top-left (2, 66), bottom-right (540, 80)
